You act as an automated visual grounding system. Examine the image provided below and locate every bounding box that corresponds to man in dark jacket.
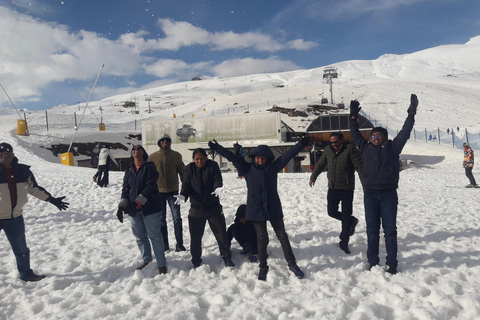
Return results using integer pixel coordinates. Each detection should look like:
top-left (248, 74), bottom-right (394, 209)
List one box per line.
top-left (209, 138), bottom-right (309, 280)
top-left (227, 204), bottom-right (258, 261)
top-left (309, 132), bottom-right (364, 254)
top-left (349, 94), bottom-right (417, 274)
top-left (0, 142), bottom-right (69, 282)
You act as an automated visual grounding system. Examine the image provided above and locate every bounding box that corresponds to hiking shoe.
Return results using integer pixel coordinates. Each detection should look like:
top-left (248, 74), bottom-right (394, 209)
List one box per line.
top-left (223, 258), bottom-right (235, 268)
top-left (175, 244), bottom-right (186, 252)
top-left (158, 266), bottom-right (167, 274)
top-left (339, 242), bottom-right (351, 254)
top-left (192, 260), bottom-right (202, 268)
top-left (386, 266), bottom-right (398, 275)
top-left (164, 244), bottom-right (170, 251)
top-left (136, 261), bottom-right (150, 270)
top-left (466, 184), bottom-right (477, 188)
top-left (288, 264), bottom-right (304, 278)
top-left (349, 217), bottom-right (359, 236)
top-left (22, 273), bottom-right (46, 282)
top-left (258, 267), bottom-right (269, 281)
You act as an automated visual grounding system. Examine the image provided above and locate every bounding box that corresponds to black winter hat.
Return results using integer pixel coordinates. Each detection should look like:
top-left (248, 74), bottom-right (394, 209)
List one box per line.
top-left (235, 204), bottom-right (247, 219)
top-left (0, 143), bottom-right (13, 152)
top-left (371, 127), bottom-right (388, 139)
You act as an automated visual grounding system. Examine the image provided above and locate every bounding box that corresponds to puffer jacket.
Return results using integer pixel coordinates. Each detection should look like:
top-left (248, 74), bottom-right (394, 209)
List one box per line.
top-left (148, 148), bottom-right (184, 193)
top-left (350, 114), bottom-right (414, 190)
top-left (0, 157), bottom-right (51, 220)
top-left (98, 147), bottom-right (118, 167)
top-left (120, 148), bottom-right (161, 216)
top-left (310, 142), bottom-right (364, 190)
top-left (180, 159), bottom-right (223, 212)
top-left (215, 142), bottom-right (305, 221)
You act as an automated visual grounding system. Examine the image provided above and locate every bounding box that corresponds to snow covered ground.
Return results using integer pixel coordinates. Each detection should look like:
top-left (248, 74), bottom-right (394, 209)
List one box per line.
top-left (1, 36), bottom-right (480, 319)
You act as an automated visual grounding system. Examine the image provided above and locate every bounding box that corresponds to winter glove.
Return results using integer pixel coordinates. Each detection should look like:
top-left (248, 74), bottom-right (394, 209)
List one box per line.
top-left (349, 100), bottom-right (361, 118)
top-left (234, 143), bottom-right (244, 156)
top-left (47, 196), bottom-right (69, 211)
top-left (135, 200), bottom-right (142, 209)
top-left (116, 208), bottom-right (124, 223)
top-left (208, 139), bottom-right (219, 150)
top-left (300, 135), bottom-right (310, 147)
top-left (407, 94), bottom-right (418, 115)
top-left (211, 187), bottom-right (225, 199)
top-left (123, 202), bottom-right (137, 215)
top-left (174, 194), bottom-right (186, 205)
top-left (248, 254), bottom-right (258, 262)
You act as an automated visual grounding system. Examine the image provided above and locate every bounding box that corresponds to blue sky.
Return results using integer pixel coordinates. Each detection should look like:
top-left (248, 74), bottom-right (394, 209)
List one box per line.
top-left (1, 0), bottom-right (479, 110)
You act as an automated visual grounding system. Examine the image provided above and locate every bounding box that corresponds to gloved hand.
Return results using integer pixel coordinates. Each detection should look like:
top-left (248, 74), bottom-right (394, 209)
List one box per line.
top-left (208, 139), bottom-right (219, 150)
top-left (234, 143), bottom-right (243, 156)
top-left (349, 100), bottom-right (361, 118)
top-left (211, 187), bottom-right (225, 198)
top-left (47, 196), bottom-right (69, 211)
top-left (174, 194), bottom-right (186, 205)
top-left (248, 254), bottom-right (258, 262)
top-left (300, 135), bottom-right (310, 147)
top-left (116, 208), bottom-right (124, 223)
top-left (135, 200), bottom-right (142, 209)
top-left (123, 202), bottom-right (137, 215)
top-left (408, 94), bottom-right (418, 115)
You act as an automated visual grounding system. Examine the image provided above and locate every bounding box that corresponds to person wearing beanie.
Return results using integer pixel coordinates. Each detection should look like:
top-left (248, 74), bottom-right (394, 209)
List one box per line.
top-left (227, 204), bottom-right (258, 262)
top-left (147, 133), bottom-right (186, 252)
top-left (0, 142), bottom-right (69, 282)
top-left (349, 94), bottom-right (418, 275)
top-left (463, 142), bottom-right (478, 188)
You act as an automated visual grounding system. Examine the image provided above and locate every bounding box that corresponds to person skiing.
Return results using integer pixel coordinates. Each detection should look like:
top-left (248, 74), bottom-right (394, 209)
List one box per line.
top-left (463, 142), bottom-right (478, 188)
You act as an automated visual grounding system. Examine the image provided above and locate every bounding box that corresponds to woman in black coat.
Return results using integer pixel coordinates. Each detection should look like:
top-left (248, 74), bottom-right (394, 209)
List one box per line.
top-left (209, 138), bottom-right (309, 280)
top-left (118, 145), bottom-right (167, 274)
top-left (175, 148), bottom-right (234, 269)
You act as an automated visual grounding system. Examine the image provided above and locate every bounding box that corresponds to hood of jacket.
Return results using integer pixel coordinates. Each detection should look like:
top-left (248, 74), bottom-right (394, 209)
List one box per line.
top-left (129, 145), bottom-right (149, 165)
top-left (249, 145), bottom-right (274, 165)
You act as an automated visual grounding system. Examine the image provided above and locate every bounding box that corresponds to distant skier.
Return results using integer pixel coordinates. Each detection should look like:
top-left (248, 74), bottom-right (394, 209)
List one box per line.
top-left (463, 142), bottom-right (478, 188)
top-left (91, 143), bottom-right (101, 182)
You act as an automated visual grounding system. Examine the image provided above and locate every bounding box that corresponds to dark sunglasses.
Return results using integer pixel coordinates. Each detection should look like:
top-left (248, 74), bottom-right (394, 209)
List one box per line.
top-left (0, 145), bottom-right (13, 152)
top-left (371, 134), bottom-right (383, 139)
top-left (132, 146), bottom-right (143, 151)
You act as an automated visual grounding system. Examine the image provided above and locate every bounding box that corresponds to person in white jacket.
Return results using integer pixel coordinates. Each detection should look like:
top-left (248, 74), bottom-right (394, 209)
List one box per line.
top-left (95, 145), bottom-right (118, 187)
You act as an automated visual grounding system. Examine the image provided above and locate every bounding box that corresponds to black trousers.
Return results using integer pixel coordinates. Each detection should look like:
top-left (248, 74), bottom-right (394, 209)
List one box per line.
top-left (327, 189), bottom-right (355, 245)
top-left (188, 207), bottom-right (231, 265)
top-left (252, 219), bottom-right (296, 269)
top-left (96, 165), bottom-right (109, 187)
top-left (465, 167), bottom-right (477, 185)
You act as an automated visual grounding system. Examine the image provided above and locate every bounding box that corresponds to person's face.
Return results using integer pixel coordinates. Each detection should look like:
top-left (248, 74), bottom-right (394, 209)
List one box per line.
top-left (371, 132), bottom-right (386, 146)
top-left (132, 146), bottom-right (144, 160)
top-left (329, 136), bottom-right (344, 151)
top-left (160, 139), bottom-right (171, 150)
top-left (194, 152), bottom-right (207, 168)
top-left (0, 150), bottom-right (14, 166)
top-left (255, 156), bottom-right (267, 166)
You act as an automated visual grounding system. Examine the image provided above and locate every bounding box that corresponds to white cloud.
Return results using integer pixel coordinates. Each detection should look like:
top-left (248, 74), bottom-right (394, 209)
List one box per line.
top-left (211, 57), bottom-right (302, 78)
top-left (287, 39), bottom-right (318, 50)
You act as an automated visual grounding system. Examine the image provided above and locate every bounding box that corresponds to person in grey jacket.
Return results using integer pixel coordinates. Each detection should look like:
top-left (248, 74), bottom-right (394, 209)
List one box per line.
top-left (0, 142), bottom-right (69, 282)
top-left (309, 132), bottom-right (364, 254)
top-left (349, 94), bottom-right (417, 275)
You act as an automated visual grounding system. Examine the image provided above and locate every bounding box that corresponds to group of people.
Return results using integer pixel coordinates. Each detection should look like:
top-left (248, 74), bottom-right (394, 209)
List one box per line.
top-left (3, 93), bottom-right (478, 282)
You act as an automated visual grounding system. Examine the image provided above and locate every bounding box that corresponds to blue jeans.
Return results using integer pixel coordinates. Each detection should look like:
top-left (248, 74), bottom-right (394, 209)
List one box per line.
top-left (129, 211), bottom-right (166, 267)
top-left (364, 189), bottom-right (398, 267)
top-left (0, 216), bottom-right (35, 280)
top-left (159, 191), bottom-right (183, 248)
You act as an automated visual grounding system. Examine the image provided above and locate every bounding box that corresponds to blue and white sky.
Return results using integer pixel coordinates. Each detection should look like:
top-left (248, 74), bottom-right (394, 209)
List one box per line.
top-left (1, 0), bottom-right (479, 110)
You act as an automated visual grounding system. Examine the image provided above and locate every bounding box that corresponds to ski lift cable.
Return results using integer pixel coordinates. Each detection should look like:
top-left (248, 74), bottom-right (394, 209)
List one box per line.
top-left (0, 83), bottom-right (23, 120)
top-left (75, 89), bottom-right (101, 123)
top-left (67, 64), bottom-right (104, 153)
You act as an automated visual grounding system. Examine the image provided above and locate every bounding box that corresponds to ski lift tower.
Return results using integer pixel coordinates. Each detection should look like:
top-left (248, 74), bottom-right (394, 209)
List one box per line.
top-left (323, 67), bottom-right (338, 105)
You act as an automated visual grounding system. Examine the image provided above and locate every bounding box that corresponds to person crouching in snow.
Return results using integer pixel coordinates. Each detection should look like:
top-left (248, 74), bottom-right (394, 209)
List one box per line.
top-left (209, 137), bottom-right (310, 280)
top-left (174, 148), bottom-right (235, 269)
top-left (227, 204), bottom-right (259, 262)
top-left (118, 145), bottom-right (167, 274)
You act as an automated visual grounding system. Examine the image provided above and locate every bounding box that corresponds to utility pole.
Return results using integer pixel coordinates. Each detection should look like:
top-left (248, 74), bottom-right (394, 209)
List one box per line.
top-left (323, 67), bottom-right (338, 105)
